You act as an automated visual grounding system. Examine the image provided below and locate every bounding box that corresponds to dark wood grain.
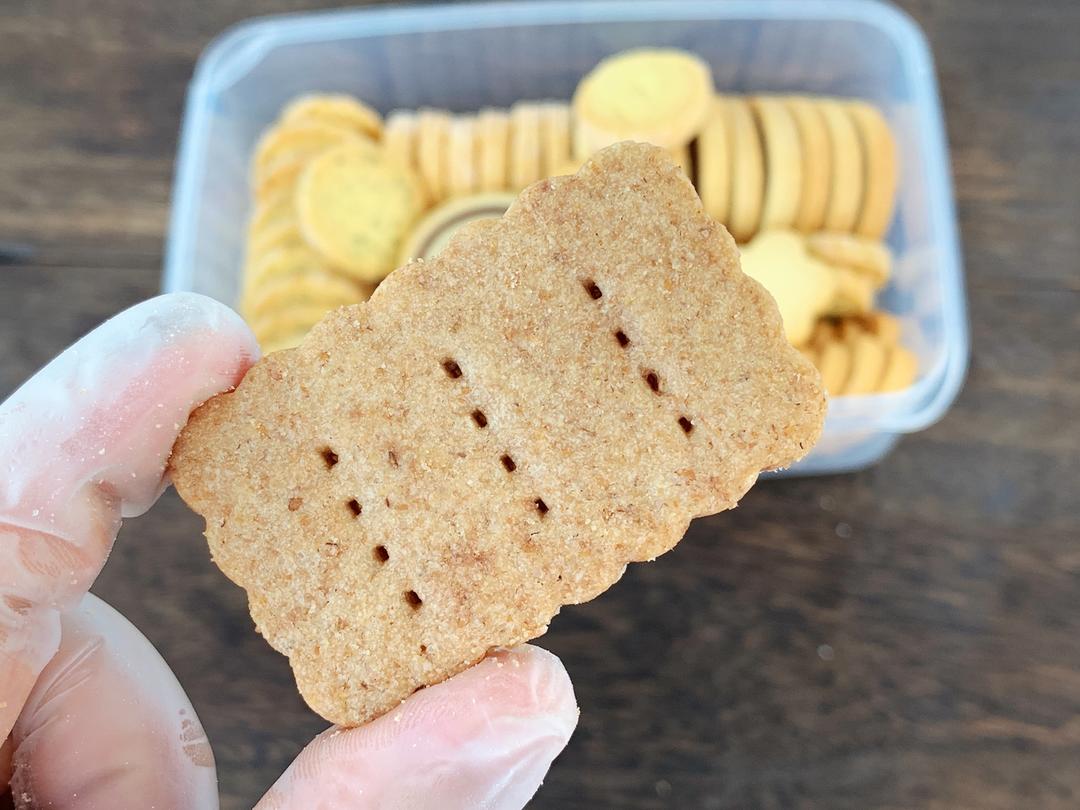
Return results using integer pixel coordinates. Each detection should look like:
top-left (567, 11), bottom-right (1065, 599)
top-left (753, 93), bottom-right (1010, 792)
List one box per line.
top-left (2, 1), bottom-right (1079, 808)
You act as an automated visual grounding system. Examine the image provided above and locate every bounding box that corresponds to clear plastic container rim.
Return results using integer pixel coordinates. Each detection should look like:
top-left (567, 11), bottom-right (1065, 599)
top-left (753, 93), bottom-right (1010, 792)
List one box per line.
top-left (164, 0), bottom-right (969, 437)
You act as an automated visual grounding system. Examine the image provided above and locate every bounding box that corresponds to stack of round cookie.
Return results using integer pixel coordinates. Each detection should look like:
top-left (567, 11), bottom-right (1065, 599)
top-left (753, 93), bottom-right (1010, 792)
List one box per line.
top-left (696, 94), bottom-right (897, 244)
top-left (241, 95), bottom-right (425, 353)
top-left (239, 47), bottom-right (913, 397)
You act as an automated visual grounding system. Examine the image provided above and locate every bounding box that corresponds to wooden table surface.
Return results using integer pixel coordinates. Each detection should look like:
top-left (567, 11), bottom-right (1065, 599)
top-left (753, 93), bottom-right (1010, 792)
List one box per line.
top-left (2, 1), bottom-right (1079, 807)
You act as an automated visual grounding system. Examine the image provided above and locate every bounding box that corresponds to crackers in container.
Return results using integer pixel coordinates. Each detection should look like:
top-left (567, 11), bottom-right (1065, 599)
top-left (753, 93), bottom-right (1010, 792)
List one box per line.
top-left (297, 141), bottom-right (425, 283)
top-left (572, 48), bottom-right (714, 156)
top-left (172, 143), bottom-right (825, 727)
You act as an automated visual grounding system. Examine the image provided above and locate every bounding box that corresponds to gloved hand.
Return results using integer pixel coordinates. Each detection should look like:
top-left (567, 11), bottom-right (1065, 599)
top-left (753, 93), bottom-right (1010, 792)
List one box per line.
top-left (0, 293), bottom-right (578, 809)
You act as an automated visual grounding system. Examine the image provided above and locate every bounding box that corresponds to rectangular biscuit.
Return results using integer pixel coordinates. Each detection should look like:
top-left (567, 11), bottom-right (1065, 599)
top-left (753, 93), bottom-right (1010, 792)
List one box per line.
top-left (170, 142), bottom-right (826, 727)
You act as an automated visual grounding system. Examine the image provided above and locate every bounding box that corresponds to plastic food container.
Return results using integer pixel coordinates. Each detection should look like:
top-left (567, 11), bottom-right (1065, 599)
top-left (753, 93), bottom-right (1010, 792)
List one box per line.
top-left (163, 0), bottom-right (968, 476)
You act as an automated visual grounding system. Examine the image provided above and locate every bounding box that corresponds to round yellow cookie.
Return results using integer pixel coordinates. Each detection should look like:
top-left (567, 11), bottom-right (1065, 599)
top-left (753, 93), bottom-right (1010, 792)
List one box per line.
top-left (825, 265), bottom-right (875, 316)
top-left (281, 94), bottom-right (384, 140)
top-left (417, 109), bottom-right (452, 203)
top-left (248, 220), bottom-right (303, 260)
top-left (787, 96), bottom-right (832, 233)
top-left (241, 269), bottom-right (368, 321)
top-left (879, 345), bottom-right (918, 392)
top-left (806, 231), bottom-right (892, 287)
top-left (247, 188), bottom-right (295, 237)
top-left (848, 101), bottom-right (898, 239)
top-left (843, 332), bottom-right (888, 395)
top-left (751, 96), bottom-right (802, 231)
top-left (242, 243), bottom-right (325, 295)
top-left (816, 337), bottom-right (852, 396)
top-left (398, 192), bottom-right (516, 264)
top-left (858, 310), bottom-right (902, 345)
top-left (477, 109), bottom-right (510, 191)
top-left (448, 116), bottom-right (479, 197)
top-left (253, 158), bottom-right (304, 201)
top-left (252, 122), bottom-right (362, 188)
top-left (818, 98), bottom-right (865, 232)
top-left (697, 97), bottom-right (731, 224)
top-left (540, 103), bottom-right (572, 178)
top-left (297, 142), bottom-right (425, 282)
top-left (510, 103), bottom-right (543, 190)
top-left (726, 97), bottom-right (765, 243)
top-left (572, 48), bottom-right (714, 155)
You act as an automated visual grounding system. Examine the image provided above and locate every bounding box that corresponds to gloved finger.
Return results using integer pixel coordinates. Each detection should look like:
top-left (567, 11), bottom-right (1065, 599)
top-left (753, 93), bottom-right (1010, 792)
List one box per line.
top-left (256, 645), bottom-right (578, 810)
top-left (5, 593), bottom-right (218, 809)
top-left (0, 736), bottom-right (11, 791)
top-left (0, 292), bottom-right (257, 740)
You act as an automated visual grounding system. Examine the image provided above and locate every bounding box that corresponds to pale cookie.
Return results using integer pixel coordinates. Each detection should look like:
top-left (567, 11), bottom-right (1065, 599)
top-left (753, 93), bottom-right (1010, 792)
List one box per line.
top-left (806, 231), bottom-right (892, 287)
top-left (244, 244), bottom-right (326, 294)
top-left (448, 116), bottom-right (480, 197)
top-left (726, 97), bottom-right (765, 243)
top-left (816, 338), bottom-right (852, 396)
top-left (477, 109), bottom-right (510, 191)
top-left (539, 103), bottom-right (572, 179)
top-left (810, 318), bottom-right (840, 349)
top-left (417, 109), bottom-right (452, 203)
top-left (572, 48), bottom-right (713, 155)
top-left (848, 101), bottom-right (898, 239)
top-left (248, 189), bottom-right (295, 238)
top-left (297, 142), bottom-right (425, 283)
top-left (819, 98), bottom-right (864, 232)
top-left (281, 94), bottom-right (384, 140)
top-left (248, 221), bottom-right (303, 262)
top-left (786, 96), bottom-right (831, 232)
top-left (249, 303), bottom-right (345, 346)
top-left (857, 310), bottom-right (902, 344)
top-left (398, 192), bottom-right (516, 264)
top-left (879, 345), bottom-right (918, 392)
top-left (697, 97), bottom-right (732, 224)
top-left (254, 159), bottom-right (305, 201)
top-left (253, 122), bottom-right (363, 189)
top-left (843, 332), bottom-right (888, 395)
top-left (384, 112), bottom-right (419, 168)
top-left (509, 103), bottom-right (543, 190)
top-left (825, 265), bottom-right (875, 317)
top-left (750, 96), bottom-right (802, 231)
top-left (739, 230), bottom-right (836, 346)
top-left (241, 269), bottom-right (368, 322)
top-left (171, 143), bottom-right (825, 727)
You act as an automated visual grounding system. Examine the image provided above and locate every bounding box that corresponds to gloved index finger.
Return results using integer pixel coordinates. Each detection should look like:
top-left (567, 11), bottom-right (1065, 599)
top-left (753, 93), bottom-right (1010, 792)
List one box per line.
top-left (0, 292), bottom-right (258, 741)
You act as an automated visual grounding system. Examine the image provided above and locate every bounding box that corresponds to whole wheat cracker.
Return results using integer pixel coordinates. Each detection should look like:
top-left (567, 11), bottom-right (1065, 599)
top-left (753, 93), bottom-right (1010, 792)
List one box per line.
top-left (170, 142), bottom-right (826, 727)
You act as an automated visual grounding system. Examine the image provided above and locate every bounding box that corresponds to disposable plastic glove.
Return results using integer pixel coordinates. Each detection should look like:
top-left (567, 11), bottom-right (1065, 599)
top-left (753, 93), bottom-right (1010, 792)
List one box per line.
top-left (0, 293), bottom-right (577, 809)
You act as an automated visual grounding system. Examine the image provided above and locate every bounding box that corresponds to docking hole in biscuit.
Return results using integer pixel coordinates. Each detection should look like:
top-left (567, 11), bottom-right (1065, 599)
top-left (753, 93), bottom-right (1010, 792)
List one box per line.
top-left (404, 590), bottom-right (423, 609)
top-left (678, 416), bottom-right (694, 434)
top-left (583, 279), bottom-right (603, 299)
top-left (501, 454), bottom-right (517, 472)
top-left (374, 545), bottom-right (389, 563)
top-left (347, 499), bottom-right (362, 517)
top-left (535, 498), bottom-right (550, 516)
top-left (615, 330), bottom-right (630, 347)
top-left (471, 409), bottom-right (488, 428)
top-left (388, 450), bottom-right (399, 467)
top-left (442, 359), bottom-right (463, 378)
top-left (419, 644), bottom-right (427, 654)
top-left (287, 497), bottom-right (303, 511)
top-left (320, 447), bottom-right (339, 468)
top-left (644, 370), bottom-right (661, 393)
